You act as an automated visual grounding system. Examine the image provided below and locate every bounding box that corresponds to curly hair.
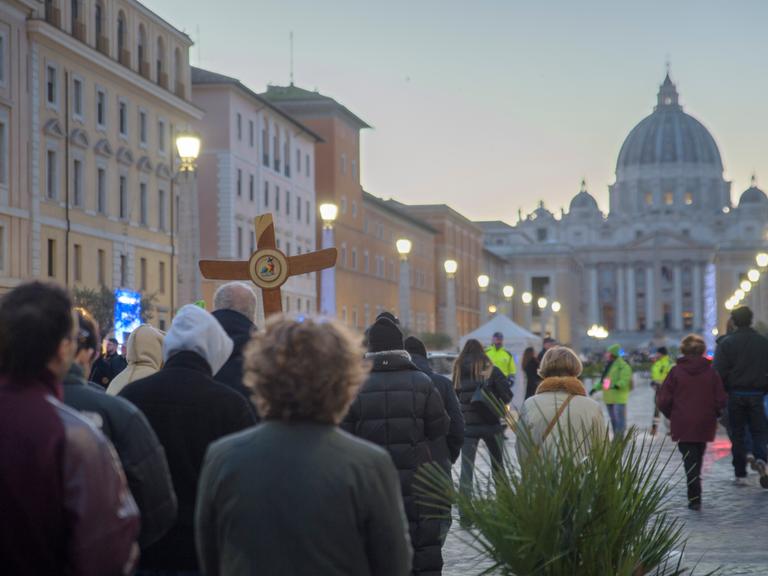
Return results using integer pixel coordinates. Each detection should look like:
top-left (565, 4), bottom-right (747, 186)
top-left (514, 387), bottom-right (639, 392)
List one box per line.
top-left (243, 315), bottom-right (369, 424)
top-left (680, 333), bottom-right (706, 356)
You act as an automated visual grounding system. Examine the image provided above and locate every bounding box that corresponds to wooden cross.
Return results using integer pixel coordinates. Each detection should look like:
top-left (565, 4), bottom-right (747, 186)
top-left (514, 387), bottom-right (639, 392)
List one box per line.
top-left (199, 214), bottom-right (337, 316)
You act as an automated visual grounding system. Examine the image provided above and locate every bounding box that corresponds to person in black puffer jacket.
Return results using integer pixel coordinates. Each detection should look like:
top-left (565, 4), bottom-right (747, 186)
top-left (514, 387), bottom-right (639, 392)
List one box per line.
top-left (342, 318), bottom-right (449, 576)
top-left (454, 338), bottom-right (513, 502)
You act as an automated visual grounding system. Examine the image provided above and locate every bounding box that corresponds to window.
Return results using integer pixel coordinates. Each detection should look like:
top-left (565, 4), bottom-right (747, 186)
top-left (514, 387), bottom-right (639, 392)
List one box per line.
top-left (0, 32), bottom-right (5, 85)
top-left (684, 192), bottom-right (693, 205)
top-left (264, 181), bottom-right (269, 207)
top-left (97, 249), bottom-right (106, 285)
top-left (351, 201), bottom-right (357, 218)
top-left (140, 258), bottom-right (147, 290)
top-left (284, 138), bottom-right (290, 176)
top-left (340, 153), bottom-right (346, 175)
top-left (156, 36), bottom-right (165, 84)
top-left (237, 226), bottom-right (243, 259)
top-left (157, 119), bottom-right (166, 152)
top-left (139, 109), bottom-right (147, 145)
top-left (119, 254), bottom-right (127, 286)
top-left (306, 200), bottom-right (310, 224)
top-left (0, 120), bottom-right (6, 185)
top-left (352, 159), bottom-right (357, 179)
top-left (119, 175), bottom-right (128, 220)
top-left (95, 2), bottom-right (103, 39)
top-left (249, 175), bottom-right (254, 201)
top-left (249, 231), bottom-right (255, 254)
top-left (46, 65), bottom-right (57, 106)
top-left (96, 88), bottom-right (106, 127)
top-left (351, 248), bottom-right (357, 270)
top-left (46, 149), bottom-right (57, 199)
top-left (340, 243), bottom-right (347, 267)
top-left (119, 100), bottom-right (127, 136)
top-left (117, 11), bottom-right (126, 55)
top-left (364, 251), bottom-right (369, 273)
top-left (286, 242), bottom-right (291, 256)
top-left (262, 126), bottom-right (269, 166)
top-left (159, 261), bottom-right (166, 293)
top-left (236, 113), bottom-right (242, 140)
top-left (139, 182), bottom-right (147, 226)
top-left (275, 186), bottom-right (280, 212)
top-left (536, 227), bottom-right (548, 242)
top-left (286, 190), bottom-right (291, 215)
top-left (97, 167), bottom-right (106, 214)
top-left (297, 196), bottom-right (301, 221)
top-left (137, 24), bottom-right (147, 67)
top-left (249, 120), bottom-right (254, 147)
top-left (664, 191), bottom-right (674, 205)
top-left (47, 238), bottom-right (56, 277)
top-left (72, 158), bottom-right (83, 207)
top-left (237, 169), bottom-right (242, 197)
top-left (644, 192), bottom-right (653, 206)
top-left (158, 189), bottom-right (166, 230)
top-left (306, 153), bottom-right (310, 177)
top-left (352, 309), bottom-right (358, 329)
top-left (73, 78), bottom-right (83, 118)
top-left (296, 149), bottom-right (301, 173)
top-left (340, 196), bottom-right (347, 214)
top-left (73, 244), bottom-right (82, 283)
top-left (273, 130), bottom-right (280, 172)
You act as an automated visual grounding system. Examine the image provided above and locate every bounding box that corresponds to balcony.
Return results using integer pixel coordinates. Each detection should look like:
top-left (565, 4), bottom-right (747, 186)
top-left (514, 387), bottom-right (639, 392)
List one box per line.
top-left (139, 60), bottom-right (151, 80)
top-left (175, 80), bottom-right (186, 99)
top-left (97, 35), bottom-right (109, 56)
top-left (46, 6), bottom-right (61, 28)
top-left (73, 21), bottom-right (86, 42)
top-left (119, 49), bottom-right (131, 67)
top-left (158, 71), bottom-right (169, 90)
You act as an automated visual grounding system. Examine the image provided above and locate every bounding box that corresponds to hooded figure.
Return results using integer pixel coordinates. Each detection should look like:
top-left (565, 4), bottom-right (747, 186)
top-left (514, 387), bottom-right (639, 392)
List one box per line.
top-left (120, 305), bottom-right (257, 573)
top-left (107, 324), bottom-right (164, 396)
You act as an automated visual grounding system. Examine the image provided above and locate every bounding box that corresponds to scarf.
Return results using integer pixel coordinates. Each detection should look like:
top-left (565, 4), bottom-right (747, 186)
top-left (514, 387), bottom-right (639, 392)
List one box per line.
top-left (535, 376), bottom-right (587, 397)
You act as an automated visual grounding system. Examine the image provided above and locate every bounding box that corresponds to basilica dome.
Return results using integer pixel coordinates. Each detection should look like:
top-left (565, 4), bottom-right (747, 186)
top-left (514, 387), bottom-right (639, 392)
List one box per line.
top-left (615, 75), bottom-right (722, 173)
top-left (738, 177), bottom-right (768, 207)
top-left (569, 180), bottom-right (599, 212)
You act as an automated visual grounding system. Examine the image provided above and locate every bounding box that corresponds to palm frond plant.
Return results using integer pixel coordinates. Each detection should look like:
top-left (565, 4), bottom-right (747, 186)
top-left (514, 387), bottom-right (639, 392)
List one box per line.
top-left (417, 412), bottom-right (720, 576)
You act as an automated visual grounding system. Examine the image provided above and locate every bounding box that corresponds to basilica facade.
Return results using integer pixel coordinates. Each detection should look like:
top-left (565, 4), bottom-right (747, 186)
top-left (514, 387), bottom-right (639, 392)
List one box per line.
top-left (482, 74), bottom-right (768, 350)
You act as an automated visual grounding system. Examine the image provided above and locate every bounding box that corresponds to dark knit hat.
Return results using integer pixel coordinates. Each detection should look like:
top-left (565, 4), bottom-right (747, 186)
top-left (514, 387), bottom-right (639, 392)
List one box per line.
top-left (404, 336), bottom-right (428, 358)
top-left (376, 311), bottom-right (400, 325)
top-left (368, 317), bottom-right (403, 353)
top-left (657, 346), bottom-right (669, 356)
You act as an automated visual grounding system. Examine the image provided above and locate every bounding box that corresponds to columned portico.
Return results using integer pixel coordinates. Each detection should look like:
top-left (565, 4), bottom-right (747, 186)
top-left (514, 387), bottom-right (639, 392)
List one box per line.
top-left (672, 264), bottom-right (683, 331)
top-left (616, 265), bottom-right (626, 331)
top-left (693, 262), bottom-right (703, 331)
top-left (626, 265), bottom-right (636, 331)
top-left (645, 263), bottom-right (655, 331)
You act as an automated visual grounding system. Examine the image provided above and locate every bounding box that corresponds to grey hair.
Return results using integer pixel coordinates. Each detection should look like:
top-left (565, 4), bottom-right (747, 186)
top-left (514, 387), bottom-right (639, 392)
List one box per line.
top-left (213, 282), bottom-right (257, 322)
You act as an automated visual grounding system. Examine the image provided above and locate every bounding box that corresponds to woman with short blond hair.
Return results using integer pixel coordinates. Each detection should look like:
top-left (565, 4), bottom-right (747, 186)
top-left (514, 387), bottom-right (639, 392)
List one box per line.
top-left (195, 316), bottom-right (412, 576)
top-left (517, 346), bottom-right (606, 462)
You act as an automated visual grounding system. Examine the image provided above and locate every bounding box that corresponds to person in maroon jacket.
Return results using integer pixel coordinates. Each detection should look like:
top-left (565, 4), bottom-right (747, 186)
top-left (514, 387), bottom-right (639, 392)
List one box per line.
top-left (657, 333), bottom-right (727, 510)
top-left (0, 281), bottom-right (140, 576)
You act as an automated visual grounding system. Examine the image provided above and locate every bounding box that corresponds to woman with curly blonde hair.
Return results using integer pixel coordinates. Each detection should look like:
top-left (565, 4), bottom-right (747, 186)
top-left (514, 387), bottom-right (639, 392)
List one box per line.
top-left (195, 315), bottom-right (412, 576)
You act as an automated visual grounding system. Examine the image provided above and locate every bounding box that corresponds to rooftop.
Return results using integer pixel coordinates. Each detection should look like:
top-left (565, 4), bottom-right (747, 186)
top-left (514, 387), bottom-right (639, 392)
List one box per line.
top-left (363, 192), bottom-right (437, 234)
top-left (262, 84), bottom-right (371, 130)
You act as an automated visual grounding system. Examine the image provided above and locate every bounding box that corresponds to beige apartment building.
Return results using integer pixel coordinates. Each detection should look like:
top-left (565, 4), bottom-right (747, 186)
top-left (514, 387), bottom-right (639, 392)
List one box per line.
top-left (0, 0), bottom-right (201, 330)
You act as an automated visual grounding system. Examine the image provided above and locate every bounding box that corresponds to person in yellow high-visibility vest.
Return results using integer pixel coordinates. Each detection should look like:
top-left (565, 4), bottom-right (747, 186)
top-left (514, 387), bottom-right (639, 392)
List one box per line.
top-left (485, 332), bottom-right (517, 382)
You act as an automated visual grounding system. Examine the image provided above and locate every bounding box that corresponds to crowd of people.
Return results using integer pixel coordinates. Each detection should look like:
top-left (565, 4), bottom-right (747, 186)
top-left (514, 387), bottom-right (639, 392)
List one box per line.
top-left (1, 278), bottom-right (767, 574)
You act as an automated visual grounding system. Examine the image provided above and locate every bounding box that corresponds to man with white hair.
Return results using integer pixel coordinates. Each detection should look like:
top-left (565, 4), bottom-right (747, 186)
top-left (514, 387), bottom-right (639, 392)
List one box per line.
top-left (212, 282), bottom-right (259, 406)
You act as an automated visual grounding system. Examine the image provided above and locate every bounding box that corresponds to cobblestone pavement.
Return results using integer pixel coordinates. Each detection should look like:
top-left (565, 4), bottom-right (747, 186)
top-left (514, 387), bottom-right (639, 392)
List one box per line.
top-left (442, 379), bottom-right (768, 575)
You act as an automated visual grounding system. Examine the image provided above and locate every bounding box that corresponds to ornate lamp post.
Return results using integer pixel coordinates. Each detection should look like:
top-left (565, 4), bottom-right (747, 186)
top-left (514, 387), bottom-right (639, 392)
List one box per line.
top-left (477, 274), bottom-right (490, 323)
top-left (319, 203), bottom-right (338, 316)
top-left (521, 290), bottom-right (533, 331)
top-left (503, 284), bottom-right (514, 319)
top-left (173, 130), bottom-right (201, 311)
top-left (396, 238), bottom-right (413, 329)
top-left (551, 300), bottom-right (561, 340)
top-left (537, 296), bottom-right (549, 337)
top-left (444, 259), bottom-right (458, 345)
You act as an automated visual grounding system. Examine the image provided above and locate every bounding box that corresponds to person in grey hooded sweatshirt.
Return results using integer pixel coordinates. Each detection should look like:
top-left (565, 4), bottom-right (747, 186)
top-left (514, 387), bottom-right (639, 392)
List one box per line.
top-left (120, 304), bottom-right (257, 574)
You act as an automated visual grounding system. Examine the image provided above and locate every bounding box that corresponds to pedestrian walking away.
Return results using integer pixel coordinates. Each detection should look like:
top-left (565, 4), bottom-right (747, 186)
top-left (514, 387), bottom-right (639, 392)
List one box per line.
top-left (522, 346), bottom-right (541, 400)
top-left (196, 315), bottom-right (412, 576)
top-left (657, 334), bottom-right (728, 509)
top-left (107, 323), bottom-right (165, 396)
top-left (650, 346), bottom-right (674, 436)
top-left (713, 306), bottom-right (768, 487)
top-left (590, 343), bottom-right (632, 437)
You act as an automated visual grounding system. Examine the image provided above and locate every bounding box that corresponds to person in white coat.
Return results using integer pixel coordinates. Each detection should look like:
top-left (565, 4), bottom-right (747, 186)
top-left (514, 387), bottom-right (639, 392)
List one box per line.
top-left (516, 346), bottom-right (606, 462)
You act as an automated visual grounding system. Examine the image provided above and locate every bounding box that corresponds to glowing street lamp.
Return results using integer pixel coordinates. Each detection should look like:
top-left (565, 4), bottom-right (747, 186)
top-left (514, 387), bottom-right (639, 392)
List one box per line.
top-left (320, 203), bottom-right (339, 316)
top-left (477, 274), bottom-right (490, 290)
top-left (741, 280), bottom-right (752, 292)
top-left (477, 274), bottom-right (490, 321)
top-left (319, 203), bottom-right (339, 228)
top-left (757, 253), bottom-right (768, 268)
top-left (551, 301), bottom-right (562, 313)
top-left (176, 131), bottom-right (201, 172)
top-left (735, 289), bottom-right (745, 300)
top-left (488, 304), bottom-right (497, 314)
top-left (444, 259), bottom-right (458, 345)
top-left (503, 284), bottom-right (514, 299)
top-left (521, 291), bottom-right (533, 304)
top-left (748, 269), bottom-right (760, 282)
top-left (537, 297), bottom-right (548, 310)
top-left (443, 259), bottom-right (458, 277)
top-left (396, 239), bottom-right (413, 328)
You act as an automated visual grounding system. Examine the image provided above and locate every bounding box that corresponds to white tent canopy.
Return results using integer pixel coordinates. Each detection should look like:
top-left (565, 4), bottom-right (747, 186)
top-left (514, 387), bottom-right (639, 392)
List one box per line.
top-left (459, 314), bottom-right (542, 409)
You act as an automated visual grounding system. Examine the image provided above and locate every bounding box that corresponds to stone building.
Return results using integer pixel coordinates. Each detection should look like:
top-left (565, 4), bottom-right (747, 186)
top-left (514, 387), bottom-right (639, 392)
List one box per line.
top-left (483, 73), bottom-right (768, 349)
top-left (1, 0), bottom-right (200, 331)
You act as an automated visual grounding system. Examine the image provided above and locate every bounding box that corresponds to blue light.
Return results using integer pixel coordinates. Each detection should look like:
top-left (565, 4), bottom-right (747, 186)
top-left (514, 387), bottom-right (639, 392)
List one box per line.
top-left (114, 289), bottom-right (142, 344)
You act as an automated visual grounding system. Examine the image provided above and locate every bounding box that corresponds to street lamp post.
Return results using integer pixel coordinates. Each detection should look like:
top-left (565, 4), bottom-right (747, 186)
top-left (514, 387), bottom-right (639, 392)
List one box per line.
top-left (319, 203), bottom-right (338, 316)
top-left (537, 296), bottom-right (548, 337)
top-left (551, 300), bottom-right (561, 341)
top-left (444, 259), bottom-right (458, 346)
top-left (397, 239), bottom-right (413, 329)
top-left (174, 130), bottom-right (201, 311)
top-left (522, 291), bottom-right (533, 331)
top-left (503, 284), bottom-right (514, 319)
top-left (477, 274), bottom-right (490, 323)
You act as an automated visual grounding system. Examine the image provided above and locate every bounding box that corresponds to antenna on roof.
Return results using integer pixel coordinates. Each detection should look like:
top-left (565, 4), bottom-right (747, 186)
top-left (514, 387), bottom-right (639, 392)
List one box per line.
top-left (290, 31), bottom-right (294, 86)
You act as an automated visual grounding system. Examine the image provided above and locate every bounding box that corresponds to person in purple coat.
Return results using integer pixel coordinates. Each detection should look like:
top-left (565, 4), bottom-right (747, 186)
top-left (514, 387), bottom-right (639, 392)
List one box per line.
top-left (658, 334), bottom-right (727, 510)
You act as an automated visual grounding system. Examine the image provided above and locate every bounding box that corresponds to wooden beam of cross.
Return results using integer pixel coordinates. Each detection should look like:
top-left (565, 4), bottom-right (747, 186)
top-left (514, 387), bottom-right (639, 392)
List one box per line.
top-left (199, 213), bottom-right (337, 317)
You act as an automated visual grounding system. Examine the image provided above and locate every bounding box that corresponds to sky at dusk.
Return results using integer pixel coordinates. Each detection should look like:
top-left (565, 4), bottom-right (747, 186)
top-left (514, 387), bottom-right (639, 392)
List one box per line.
top-left (145, 0), bottom-right (768, 223)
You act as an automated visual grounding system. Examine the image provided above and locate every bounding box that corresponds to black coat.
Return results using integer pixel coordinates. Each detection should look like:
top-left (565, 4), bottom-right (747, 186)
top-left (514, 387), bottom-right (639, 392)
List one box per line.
top-left (212, 309), bottom-right (258, 410)
top-left (120, 351), bottom-right (257, 571)
top-left (524, 357), bottom-right (541, 400)
top-left (410, 353), bottom-right (464, 472)
top-left (713, 327), bottom-right (768, 393)
top-left (456, 359), bottom-right (513, 437)
top-left (90, 352), bottom-right (128, 388)
top-left (196, 422), bottom-right (413, 576)
top-left (341, 351), bottom-right (449, 576)
top-left (63, 364), bottom-right (177, 549)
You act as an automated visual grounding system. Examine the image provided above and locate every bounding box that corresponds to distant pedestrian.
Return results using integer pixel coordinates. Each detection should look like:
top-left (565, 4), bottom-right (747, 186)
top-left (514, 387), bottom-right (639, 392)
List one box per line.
top-left (342, 317), bottom-right (449, 576)
top-left (64, 311), bottom-right (177, 549)
top-left (107, 324), bottom-right (164, 395)
top-left (196, 316), bottom-right (412, 576)
top-left (0, 282), bottom-right (139, 575)
top-left (517, 346), bottom-right (606, 463)
top-left (713, 306), bottom-right (768, 487)
top-left (650, 346), bottom-right (674, 436)
top-left (120, 304), bottom-right (258, 573)
top-left (454, 339), bottom-right (513, 504)
top-left (90, 335), bottom-right (128, 388)
top-left (485, 331), bottom-right (517, 382)
top-left (537, 336), bottom-right (557, 363)
top-left (522, 346), bottom-right (540, 400)
top-left (212, 282), bottom-right (259, 408)
top-left (590, 343), bottom-right (632, 436)
top-left (658, 334), bottom-right (727, 509)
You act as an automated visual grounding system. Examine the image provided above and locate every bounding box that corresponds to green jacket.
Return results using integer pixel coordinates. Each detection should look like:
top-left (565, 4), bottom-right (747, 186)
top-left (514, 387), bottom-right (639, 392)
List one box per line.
top-left (485, 346), bottom-right (517, 377)
top-left (650, 355), bottom-right (673, 384)
top-left (593, 357), bottom-right (632, 404)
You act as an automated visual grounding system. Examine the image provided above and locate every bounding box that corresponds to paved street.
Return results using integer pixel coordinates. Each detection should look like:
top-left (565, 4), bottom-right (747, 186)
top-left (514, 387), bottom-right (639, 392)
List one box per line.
top-left (442, 378), bottom-right (768, 575)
